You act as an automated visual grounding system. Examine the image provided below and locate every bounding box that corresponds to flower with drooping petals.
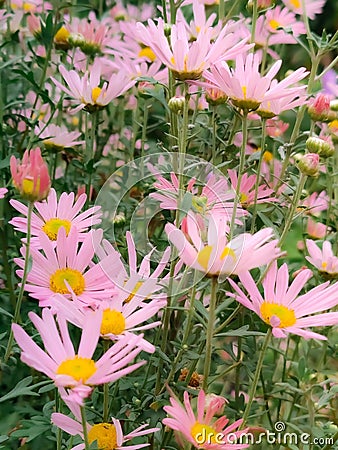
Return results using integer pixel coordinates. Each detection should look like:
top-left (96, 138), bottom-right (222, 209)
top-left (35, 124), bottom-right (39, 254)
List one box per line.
top-left (14, 228), bottom-right (116, 306)
top-left (163, 389), bottom-right (249, 449)
top-left (228, 261), bottom-right (338, 340)
top-left (306, 218), bottom-right (328, 239)
top-left (35, 123), bottom-right (84, 151)
top-left (12, 308), bottom-right (145, 405)
top-left (10, 188), bottom-right (101, 247)
top-left (165, 212), bottom-right (282, 277)
top-left (306, 239), bottom-right (338, 279)
top-left (10, 148), bottom-right (51, 202)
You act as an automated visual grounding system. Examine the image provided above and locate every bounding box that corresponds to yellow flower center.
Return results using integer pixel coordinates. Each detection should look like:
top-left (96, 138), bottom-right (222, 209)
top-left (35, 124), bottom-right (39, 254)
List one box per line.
top-left (138, 46), bottom-right (156, 62)
top-left (191, 422), bottom-right (219, 446)
top-left (50, 268), bottom-right (85, 295)
top-left (321, 261), bottom-right (328, 270)
top-left (263, 150), bottom-right (273, 162)
top-left (42, 218), bottom-right (72, 241)
top-left (269, 19), bottom-right (281, 30)
top-left (220, 247), bottom-right (236, 261)
top-left (22, 177), bottom-right (39, 197)
top-left (290, 0), bottom-right (301, 7)
top-left (88, 423), bottom-right (117, 450)
top-left (240, 192), bottom-right (249, 204)
top-left (92, 87), bottom-right (102, 103)
top-left (242, 85), bottom-right (247, 99)
top-left (125, 281), bottom-right (143, 303)
top-left (260, 302), bottom-right (296, 328)
top-left (54, 26), bottom-right (70, 43)
top-left (329, 119), bottom-right (338, 132)
top-left (197, 245), bottom-right (213, 270)
top-left (100, 309), bottom-right (126, 335)
top-left (56, 356), bottom-right (97, 382)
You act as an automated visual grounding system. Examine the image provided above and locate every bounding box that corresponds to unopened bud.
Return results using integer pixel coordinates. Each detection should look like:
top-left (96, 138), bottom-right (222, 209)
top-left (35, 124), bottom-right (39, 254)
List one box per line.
top-left (68, 32), bottom-right (86, 48)
top-left (164, 23), bottom-right (171, 37)
top-left (306, 136), bottom-right (334, 158)
top-left (330, 99), bottom-right (338, 112)
top-left (113, 212), bottom-right (126, 226)
top-left (247, 0), bottom-right (275, 11)
top-left (308, 94), bottom-right (337, 122)
top-left (168, 96), bottom-right (185, 114)
top-left (297, 153), bottom-right (320, 177)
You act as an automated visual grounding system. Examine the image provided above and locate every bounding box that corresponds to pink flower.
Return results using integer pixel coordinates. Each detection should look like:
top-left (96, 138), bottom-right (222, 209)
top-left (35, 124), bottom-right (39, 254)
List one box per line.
top-left (297, 153), bottom-right (320, 177)
top-left (35, 123), bottom-right (84, 150)
top-left (163, 389), bottom-right (249, 449)
top-left (306, 239), bottom-right (338, 278)
top-left (10, 148), bottom-right (51, 202)
top-left (308, 93), bottom-right (336, 122)
top-left (14, 228), bottom-right (116, 307)
top-left (306, 218), bottom-right (328, 239)
top-left (165, 212), bottom-right (282, 277)
top-left (265, 6), bottom-right (306, 38)
top-left (300, 191), bottom-right (329, 216)
top-left (52, 395), bottom-right (158, 450)
top-left (228, 261), bottom-right (338, 340)
top-left (10, 188), bottom-right (101, 247)
top-left (282, 0), bottom-right (326, 20)
top-left (12, 308), bottom-right (145, 405)
top-left (266, 119), bottom-right (289, 137)
top-left (0, 187), bottom-right (8, 199)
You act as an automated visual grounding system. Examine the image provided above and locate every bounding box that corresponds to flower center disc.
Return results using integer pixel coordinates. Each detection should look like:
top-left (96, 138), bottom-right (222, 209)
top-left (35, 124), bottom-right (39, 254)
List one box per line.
top-left (92, 87), bottom-right (102, 103)
top-left (191, 422), bottom-right (219, 447)
top-left (88, 423), bottom-right (117, 450)
top-left (42, 218), bottom-right (72, 241)
top-left (56, 356), bottom-right (97, 382)
top-left (50, 268), bottom-right (85, 295)
top-left (101, 309), bottom-right (126, 335)
top-left (260, 302), bottom-right (296, 328)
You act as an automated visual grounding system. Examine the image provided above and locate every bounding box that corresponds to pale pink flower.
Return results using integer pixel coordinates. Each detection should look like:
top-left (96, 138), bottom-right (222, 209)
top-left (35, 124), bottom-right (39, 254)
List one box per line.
top-left (0, 187), bottom-right (8, 199)
top-left (51, 64), bottom-right (135, 113)
top-left (11, 0), bottom-right (52, 13)
top-left (306, 239), bottom-right (338, 278)
top-left (10, 188), bottom-right (101, 246)
top-left (282, 0), bottom-right (326, 19)
top-left (227, 169), bottom-right (278, 207)
top-left (52, 395), bottom-right (158, 450)
top-left (12, 308), bottom-right (144, 405)
top-left (136, 18), bottom-right (251, 80)
top-left (228, 261), bottom-right (338, 340)
top-left (306, 218), bottom-right (328, 239)
top-left (163, 389), bottom-right (249, 449)
top-left (266, 119), bottom-right (289, 137)
top-left (300, 191), bottom-right (329, 216)
top-left (10, 148), bottom-right (51, 202)
top-left (165, 212), bottom-right (281, 277)
top-left (265, 6), bottom-right (306, 37)
top-left (35, 123), bottom-right (84, 150)
top-left (257, 89), bottom-right (308, 118)
top-left (14, 228), bottom-right (116, 307)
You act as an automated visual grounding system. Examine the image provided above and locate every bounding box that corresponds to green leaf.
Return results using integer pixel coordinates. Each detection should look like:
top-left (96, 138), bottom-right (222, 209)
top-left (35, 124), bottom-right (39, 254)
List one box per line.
top-left (0, 377), bottom-right (49, 403)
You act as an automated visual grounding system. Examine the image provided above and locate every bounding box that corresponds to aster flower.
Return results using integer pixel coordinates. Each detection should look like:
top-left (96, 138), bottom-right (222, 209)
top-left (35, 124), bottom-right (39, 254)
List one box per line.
top-left (306, 240), bottom-right (338, 279)
top-left (52, 292), bottom-right (166, 353)
top-left (12, 308), bottom-right (144, 405)
top-left (14, 228), bottom-right (116, 307)
top-left (35, 123), bottom-right (84, 151)
top-left (136, 18), bottom-right (250, 81)
top-left (163, 389), bottom-right (248, 449)
top-left (265, 6), bottom-right (306, 39)
top-left (282, 0), bottom-right (326, 20)
top-left (52, 395), bottom-right (158, 450)
top-left (51, 64), bottom-right (135, 113)
top-left (306, 218), bottom-right (328, 239)
top-left (10, 148), bottom-right (51, 202)
top-left (165, 212), bottom-right (282, 277)
top-left (10, 188), bottom-right (101, 247)
top-left (228, 261), bottom-right (338, 340)
top-left (299, 190), bottom-right (329, 216)
top-left (0, 187), bottom-right (8, 199)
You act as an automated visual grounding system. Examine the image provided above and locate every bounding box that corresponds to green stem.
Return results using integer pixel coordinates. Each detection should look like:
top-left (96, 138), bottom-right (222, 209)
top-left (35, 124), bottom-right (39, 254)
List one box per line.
top-left (85, 112), bottom-right (98, 208)
top-left (240, 328), bottom-right (272, 428)
top-left (277, 335), bottom-right (290, 420)
top-left (103, 340), bottom-right (111, 422)
top-left (81, 406), bottom-right (90, 450)
top-left (0, 226), bottom-right (16, 311)
top-left (211, 106), bottom-right (217, 164)
top-left (215, 304), bottom-right (242, 335)
top-left (4, 202), bottom-right (34, 363)
top-left (218, 0), bottom-right (225, 22)
top-left (250, 118), bottom-right (266, 233)
top-left (250, 0), bottom-right (258, 46)
top-left (55, 389), bottom-right (62, 450)
top-left (202, 276), bottom-right (218, 391)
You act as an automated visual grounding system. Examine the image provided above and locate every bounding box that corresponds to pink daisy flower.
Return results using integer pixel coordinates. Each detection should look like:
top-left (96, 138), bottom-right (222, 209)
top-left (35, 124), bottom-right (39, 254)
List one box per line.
top-left (228, 261), bottom-right (338, 340)
top-left (299, 191), bottom-right (329, 216)
top-left (14, 228), bottom-right (116, 307)
top-left (306, 240), bottom-right (338, 279)
top-left (12, 308), bottom-right (145, 405)
top-left (35, 123), bottom-right (84, 151)
top-left (227, 169), bottom-right (278, 208)
top-left (265, 6), bottom-right (306, 38)
top-left (51, 64), bottom-right (135, 113)
top-left (165, 212), bottom-right (282, 277)
top-left (52, 292), bottom-right (166, 353)
top-left (52, 394), bottom-right (158, 450)
top-left (10, 188), bottom-right (101, 247)
top-left (163, 389), bottom-right (249, 449)
top-left (282, 0), bottom-right (326, 20)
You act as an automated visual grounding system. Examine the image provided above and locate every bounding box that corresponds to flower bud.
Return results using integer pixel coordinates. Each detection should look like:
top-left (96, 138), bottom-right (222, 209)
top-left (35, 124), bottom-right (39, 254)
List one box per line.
top-left (297, 153), bottom-right (320, 177)
top-left (306, 136), bottom-right (335, 158)
top-left (308, 94), bottom-right (337, 122)
top-left (67, 32), bottom-right (86, 48)
top-left (247, 0), bottom-right (275, 11)
top-left (10, 148), bottom-right (51, 202)
top-left (168, 96), bottom-right (185, 114)
top-left (330, 99), bottom-right (338, 112)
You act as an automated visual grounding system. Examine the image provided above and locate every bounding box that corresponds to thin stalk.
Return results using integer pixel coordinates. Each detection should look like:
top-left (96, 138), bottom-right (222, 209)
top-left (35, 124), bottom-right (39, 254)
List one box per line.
top-left (85, 112), bottom-right (98, 208)
top-left (4, 202), bottom-right (34, 363)
top-left (224, 0), bottom-right (241, 24)
top-left (103, 340), bottom-right (111, 422)
top-left (277, 335), bottom-right (290, 420)
top-left (250, 118), bottom-right (266, 233)
top-left (211, 106), bottom-right (217, 164)
top-left (81, 406), bottom-right (90, 450)
top-left (202, 276), bottom-right (218, 391)
top-left (250, 0), bottom-right (258, 46)
top-left (229, 110), bottom-right (248, 240)
top-left (240, 328), bottom-right (272, 428)
top-left (218, 0), bottom-right (225, 22)
top-left (0, 227), bottom-right (16, 310)
top-left (55, 389), bottom-right (62, 450)
top-left (215, 304), bottom-right (242, 335)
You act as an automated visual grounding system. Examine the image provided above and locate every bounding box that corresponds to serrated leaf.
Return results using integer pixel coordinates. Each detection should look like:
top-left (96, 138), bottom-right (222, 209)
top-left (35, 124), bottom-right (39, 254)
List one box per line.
top-left (0, 377), bottom-right (49, 403)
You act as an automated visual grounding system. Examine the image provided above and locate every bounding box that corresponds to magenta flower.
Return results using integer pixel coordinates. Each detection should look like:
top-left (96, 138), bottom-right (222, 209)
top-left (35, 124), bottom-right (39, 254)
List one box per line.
top-left (12, 308), bottom-right (145, 405)
top-left (228, 261), bottom-right (338, 340)
top-left (10, 188), bottom-right (101, 247)
top-left (165, 212), bottom-right (281, 277)
top-left (163, 389), bottom-right (249, 449)
top-left (10, 148), bottom-right (51, 202)
top-left (306, 240), bottom-right (338, 278)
